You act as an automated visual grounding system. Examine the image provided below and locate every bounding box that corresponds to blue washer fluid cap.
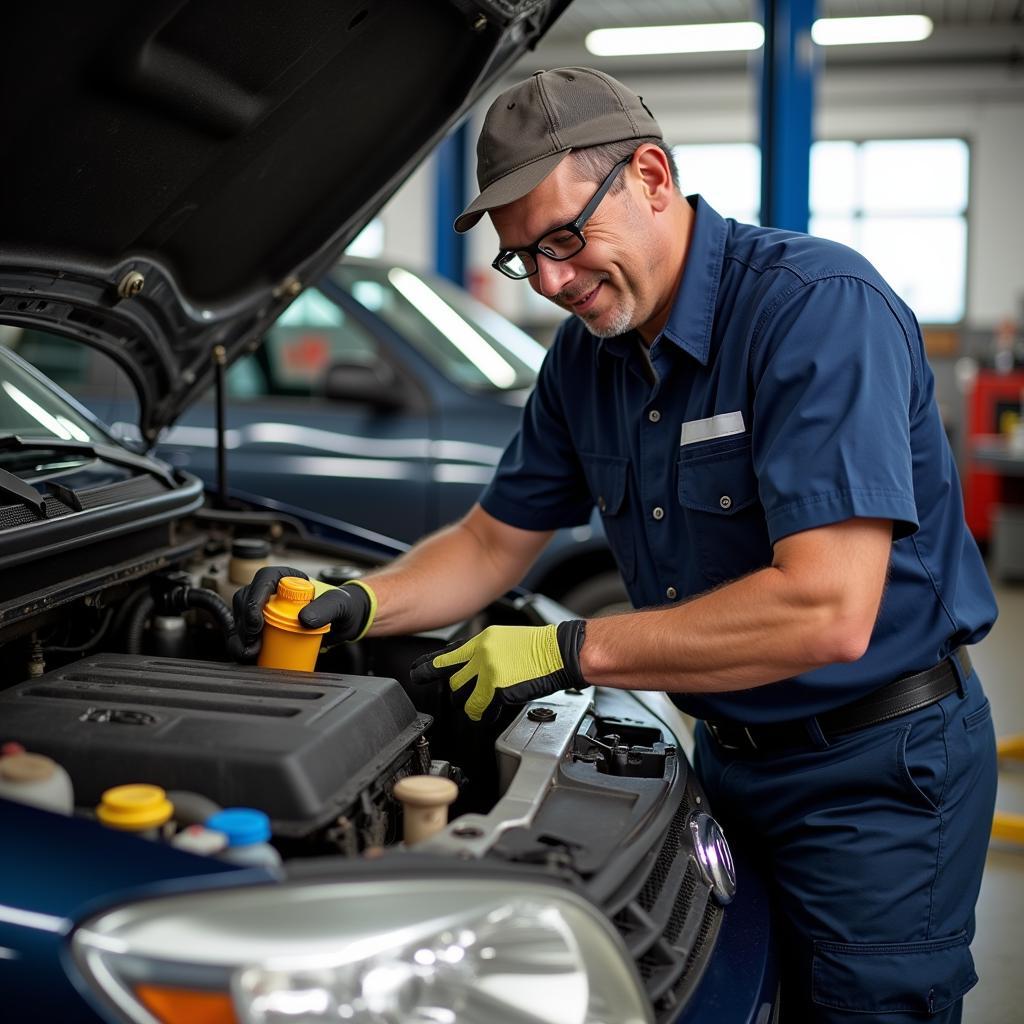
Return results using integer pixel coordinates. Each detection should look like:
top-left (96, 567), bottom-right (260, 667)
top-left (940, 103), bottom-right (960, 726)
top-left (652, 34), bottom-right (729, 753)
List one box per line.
top-left (206, 807), bottom-right (271, 847)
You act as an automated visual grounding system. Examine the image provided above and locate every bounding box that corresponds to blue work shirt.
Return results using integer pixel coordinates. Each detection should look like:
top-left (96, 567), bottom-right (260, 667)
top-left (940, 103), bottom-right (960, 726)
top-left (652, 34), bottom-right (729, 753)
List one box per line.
top-left (480, 196), bottom-right (997, 724)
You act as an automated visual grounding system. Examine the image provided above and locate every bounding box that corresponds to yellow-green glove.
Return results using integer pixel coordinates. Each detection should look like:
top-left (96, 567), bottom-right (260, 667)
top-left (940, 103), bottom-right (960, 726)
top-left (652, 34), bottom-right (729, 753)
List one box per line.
top-left (409, 621), bottom-right (587, 722)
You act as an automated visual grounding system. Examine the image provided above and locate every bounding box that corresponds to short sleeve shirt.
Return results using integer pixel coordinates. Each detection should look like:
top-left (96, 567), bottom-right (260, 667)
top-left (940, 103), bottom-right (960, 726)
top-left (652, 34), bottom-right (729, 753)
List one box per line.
top-left (480, 197), bottom-right (996, 724)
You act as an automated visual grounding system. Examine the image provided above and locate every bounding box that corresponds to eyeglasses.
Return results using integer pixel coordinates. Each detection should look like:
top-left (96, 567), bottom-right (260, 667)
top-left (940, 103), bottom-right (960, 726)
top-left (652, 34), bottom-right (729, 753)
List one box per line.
top-left (491, 156), bottom-right (632, 280)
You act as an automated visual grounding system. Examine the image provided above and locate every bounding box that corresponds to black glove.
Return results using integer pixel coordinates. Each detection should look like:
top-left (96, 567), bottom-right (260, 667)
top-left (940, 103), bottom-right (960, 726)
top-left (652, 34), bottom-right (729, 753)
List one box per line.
top-left (297, 580), bottom-right (375, 639)
top-left (231, 566), bottom-right (376, 661)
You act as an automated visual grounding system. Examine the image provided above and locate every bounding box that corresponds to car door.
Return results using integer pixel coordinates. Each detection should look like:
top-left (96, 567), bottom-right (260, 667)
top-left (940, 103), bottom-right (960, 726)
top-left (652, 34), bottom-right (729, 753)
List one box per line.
top-left (158, 287), bottom-right (435, 543)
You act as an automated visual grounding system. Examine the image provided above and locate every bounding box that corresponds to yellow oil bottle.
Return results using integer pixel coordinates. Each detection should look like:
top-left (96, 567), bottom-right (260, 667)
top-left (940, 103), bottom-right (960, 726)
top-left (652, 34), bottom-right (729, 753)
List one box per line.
top-left (257, 576), bottom-right (330, 672)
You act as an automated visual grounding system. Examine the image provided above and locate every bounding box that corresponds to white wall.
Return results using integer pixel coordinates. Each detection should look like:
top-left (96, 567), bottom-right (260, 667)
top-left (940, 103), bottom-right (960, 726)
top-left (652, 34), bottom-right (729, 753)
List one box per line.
top-left (376, 159), bottom-right (435, 273)
top-left (378, 63), bottom-right (1024, 330)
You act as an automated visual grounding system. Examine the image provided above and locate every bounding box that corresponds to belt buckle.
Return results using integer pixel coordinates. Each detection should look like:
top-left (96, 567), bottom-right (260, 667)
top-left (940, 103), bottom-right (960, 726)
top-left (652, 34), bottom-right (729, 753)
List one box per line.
top-left (706, 721), bottom-right (758, 753)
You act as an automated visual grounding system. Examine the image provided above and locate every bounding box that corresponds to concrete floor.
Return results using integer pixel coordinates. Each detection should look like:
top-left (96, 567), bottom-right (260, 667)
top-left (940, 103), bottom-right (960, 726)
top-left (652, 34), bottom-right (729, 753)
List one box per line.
top-left (963, 580), bottom-right (1024, 1023)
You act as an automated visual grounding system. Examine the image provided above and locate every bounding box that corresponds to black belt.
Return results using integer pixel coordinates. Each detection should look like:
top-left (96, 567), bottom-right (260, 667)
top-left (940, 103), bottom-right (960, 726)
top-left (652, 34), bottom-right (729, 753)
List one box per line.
top-left (705, 647), bottom-right (971, 755)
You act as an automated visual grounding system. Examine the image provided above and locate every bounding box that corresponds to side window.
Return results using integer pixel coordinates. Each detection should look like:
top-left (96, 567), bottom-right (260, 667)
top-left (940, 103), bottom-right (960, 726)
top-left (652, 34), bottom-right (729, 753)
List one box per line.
top-left (225, 355), bottom-right (268, 398)
top-left (263, 288), bottom-right (380, 396)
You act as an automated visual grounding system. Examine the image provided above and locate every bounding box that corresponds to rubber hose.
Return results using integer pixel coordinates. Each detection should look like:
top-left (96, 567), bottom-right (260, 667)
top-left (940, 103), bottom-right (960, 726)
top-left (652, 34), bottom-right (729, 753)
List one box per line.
top-left (124, 594), bottom-right (156, 655)
top-left (184, 587), bottom-right (235, 637)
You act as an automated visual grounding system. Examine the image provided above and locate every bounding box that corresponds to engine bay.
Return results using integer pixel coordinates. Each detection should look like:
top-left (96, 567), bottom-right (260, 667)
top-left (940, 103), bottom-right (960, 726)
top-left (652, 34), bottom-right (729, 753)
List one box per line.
top-left (0, 496), bottom-right (725, 1018)
top-left (1, 507), bottom-right (685, 862)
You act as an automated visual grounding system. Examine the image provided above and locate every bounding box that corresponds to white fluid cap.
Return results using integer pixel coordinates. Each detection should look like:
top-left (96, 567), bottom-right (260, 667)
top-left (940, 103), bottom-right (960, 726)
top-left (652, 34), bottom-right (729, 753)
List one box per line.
top-left (171, 825), bottom-right (229, 856)
top-left (393, 775), bottom-right (459, 846)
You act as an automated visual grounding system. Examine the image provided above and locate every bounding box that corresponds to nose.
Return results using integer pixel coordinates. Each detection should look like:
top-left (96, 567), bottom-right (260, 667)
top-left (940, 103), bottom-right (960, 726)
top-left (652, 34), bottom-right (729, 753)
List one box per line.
top-left (532, 254), bottom-right (577, 299)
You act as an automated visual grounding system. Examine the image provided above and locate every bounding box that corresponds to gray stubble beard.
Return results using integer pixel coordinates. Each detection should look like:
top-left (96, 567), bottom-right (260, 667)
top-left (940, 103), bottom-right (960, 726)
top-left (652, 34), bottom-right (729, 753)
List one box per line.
top-left (572, 285), bottom-right (638, 339)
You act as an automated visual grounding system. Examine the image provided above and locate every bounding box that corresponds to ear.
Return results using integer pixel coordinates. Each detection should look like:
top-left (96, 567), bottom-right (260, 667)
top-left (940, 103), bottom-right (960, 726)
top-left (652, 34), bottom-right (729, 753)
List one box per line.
top-left (632, 144), bottom-right (675, 213)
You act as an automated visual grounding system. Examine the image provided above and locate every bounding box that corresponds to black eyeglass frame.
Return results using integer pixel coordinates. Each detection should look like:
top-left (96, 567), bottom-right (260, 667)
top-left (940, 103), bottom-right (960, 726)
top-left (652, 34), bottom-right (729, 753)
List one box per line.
top-left (491, 156), bottom-right (632, 280)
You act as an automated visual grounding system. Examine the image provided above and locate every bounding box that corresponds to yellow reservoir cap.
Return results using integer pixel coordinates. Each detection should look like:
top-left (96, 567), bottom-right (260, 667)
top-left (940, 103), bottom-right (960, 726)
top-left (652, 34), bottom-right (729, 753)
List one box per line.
top-left (97, 784), bottom-right (174, 831)
top-left (261, 576), bottom-right (330, 635)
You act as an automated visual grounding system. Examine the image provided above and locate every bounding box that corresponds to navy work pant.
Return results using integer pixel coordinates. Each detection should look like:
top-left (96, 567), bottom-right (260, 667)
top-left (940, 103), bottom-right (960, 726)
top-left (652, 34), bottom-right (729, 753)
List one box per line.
top-left (694, 663), bottom-right (997, 1022)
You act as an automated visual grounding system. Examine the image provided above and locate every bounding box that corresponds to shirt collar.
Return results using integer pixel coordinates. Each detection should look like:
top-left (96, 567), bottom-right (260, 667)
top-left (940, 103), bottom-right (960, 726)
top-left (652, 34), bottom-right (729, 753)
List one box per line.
top-left (658, 195), bottom-right (726, 366)
top-left (597, 195), bottom-right (727, 367)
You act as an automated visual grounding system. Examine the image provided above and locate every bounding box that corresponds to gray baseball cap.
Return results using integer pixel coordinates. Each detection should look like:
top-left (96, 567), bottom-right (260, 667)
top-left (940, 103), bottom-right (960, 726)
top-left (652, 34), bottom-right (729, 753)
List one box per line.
top-left (454, 67), bottom-right (662, 233)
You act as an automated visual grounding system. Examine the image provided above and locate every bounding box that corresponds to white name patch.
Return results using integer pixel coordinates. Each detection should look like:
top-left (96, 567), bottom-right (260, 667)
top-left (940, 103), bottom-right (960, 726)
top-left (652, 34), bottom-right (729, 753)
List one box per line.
top-left (679, 411), bottom-right (746, 447)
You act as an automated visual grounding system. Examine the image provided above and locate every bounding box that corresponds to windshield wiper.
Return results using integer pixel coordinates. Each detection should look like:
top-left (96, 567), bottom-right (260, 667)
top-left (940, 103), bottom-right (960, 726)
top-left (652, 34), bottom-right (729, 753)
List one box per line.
top-left (0, 466), bottom-right (45, 516)
top-left (0, 436), bottom-right (175, 488)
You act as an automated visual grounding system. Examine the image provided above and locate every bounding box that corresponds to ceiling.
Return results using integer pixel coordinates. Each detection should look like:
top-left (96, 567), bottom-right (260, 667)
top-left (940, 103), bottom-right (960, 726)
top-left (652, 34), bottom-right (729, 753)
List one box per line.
top-left (527, 0), bottom-right (1024, 73)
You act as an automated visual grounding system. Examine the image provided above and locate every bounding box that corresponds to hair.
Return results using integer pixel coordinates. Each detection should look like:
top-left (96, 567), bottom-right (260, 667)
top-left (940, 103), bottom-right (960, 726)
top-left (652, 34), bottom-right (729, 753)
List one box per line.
top-left (569, 138), bottom-right (681, 194)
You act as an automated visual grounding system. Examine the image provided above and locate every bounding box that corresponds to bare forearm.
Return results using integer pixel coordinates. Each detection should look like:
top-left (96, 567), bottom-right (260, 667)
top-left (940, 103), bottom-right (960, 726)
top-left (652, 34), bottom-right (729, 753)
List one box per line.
top-left (362, 507), bottom-right (552, 636)
top-left (580, 520), bottom-right (891, 694)
top-left (582, 569), bottom-right (848, 692)
top-left (361, 525), bottom-right (505, 635)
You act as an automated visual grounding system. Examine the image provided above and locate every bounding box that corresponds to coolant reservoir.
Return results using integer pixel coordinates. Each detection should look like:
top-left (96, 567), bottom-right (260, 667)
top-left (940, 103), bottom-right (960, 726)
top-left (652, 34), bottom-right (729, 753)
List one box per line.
top-left (228, 538), bottom-right (272, 587)
top-left (0, 750), bottom-right (73, 814)
top-left (258, 576), bottom-right (330, 672)
top-left (217, 537), bottom-right (274, 602)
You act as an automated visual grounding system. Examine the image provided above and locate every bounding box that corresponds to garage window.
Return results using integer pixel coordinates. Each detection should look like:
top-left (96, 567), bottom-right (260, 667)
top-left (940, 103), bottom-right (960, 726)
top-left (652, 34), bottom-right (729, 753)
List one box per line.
top-left (671, 138), bottom-right (970, 325)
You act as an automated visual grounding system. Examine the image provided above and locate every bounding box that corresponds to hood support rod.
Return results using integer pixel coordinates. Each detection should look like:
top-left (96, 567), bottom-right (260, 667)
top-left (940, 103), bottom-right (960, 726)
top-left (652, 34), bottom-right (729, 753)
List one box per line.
top-left (213, 344), bottom-right (228, 508)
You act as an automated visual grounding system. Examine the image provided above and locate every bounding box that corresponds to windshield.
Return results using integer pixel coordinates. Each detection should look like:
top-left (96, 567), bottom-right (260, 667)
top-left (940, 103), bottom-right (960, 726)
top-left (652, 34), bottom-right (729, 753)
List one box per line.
top-left (332, 262), bottom-right (545, 391)
top-left (0, 339), bottom-right (107, 445)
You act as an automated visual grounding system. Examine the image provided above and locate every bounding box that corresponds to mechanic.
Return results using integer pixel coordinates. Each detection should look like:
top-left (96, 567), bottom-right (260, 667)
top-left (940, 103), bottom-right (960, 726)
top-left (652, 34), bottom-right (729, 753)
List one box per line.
top-left (235, 68), bottom-right (998, 1022)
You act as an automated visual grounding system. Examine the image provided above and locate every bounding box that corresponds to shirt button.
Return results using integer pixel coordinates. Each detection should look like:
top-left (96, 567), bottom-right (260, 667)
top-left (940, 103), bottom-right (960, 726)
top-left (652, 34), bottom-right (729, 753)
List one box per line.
top-left (648, 409), bottom-right (661, 423)
top-left (666, 586), bottom-right (678, 600)
top-left (652, 506), bottom-right (664, 521)
top-left (719, 495), bottom-right (732, 510)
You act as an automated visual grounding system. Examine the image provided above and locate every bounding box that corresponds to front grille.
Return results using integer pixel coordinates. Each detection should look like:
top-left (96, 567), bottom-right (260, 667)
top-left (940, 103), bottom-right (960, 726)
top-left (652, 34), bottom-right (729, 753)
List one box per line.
top-left (612, 791), bottom-right (724, 1021)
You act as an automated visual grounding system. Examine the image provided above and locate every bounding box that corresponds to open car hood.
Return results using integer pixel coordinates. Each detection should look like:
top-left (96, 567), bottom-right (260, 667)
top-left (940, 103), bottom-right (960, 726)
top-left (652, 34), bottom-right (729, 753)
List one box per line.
top-left (0, 0), bottom-right (567, 442)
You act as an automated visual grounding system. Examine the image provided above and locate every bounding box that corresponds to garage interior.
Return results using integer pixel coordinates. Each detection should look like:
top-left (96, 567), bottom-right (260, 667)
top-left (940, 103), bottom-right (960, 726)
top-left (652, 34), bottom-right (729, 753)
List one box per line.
top-left (365, 2), bottom-right (1023, 1019)
top-left (0, 1), bottom-right (1021, 1021)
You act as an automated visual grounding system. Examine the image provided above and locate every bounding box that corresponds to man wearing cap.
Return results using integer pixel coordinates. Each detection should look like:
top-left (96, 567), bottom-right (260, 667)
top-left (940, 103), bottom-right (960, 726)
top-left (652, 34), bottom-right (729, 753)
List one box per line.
top-left (236, 68), bottom-right (997, 1021)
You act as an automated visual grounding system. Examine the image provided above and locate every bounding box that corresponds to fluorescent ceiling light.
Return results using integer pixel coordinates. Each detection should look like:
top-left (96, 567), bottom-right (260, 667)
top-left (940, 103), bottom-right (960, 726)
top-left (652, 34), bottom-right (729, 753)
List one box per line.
top-left (586, 23), bottom-right (764, 56)
top-left (812, 15), bottom-right (933, 46)
top-left (585, 16), bottom-right (933, 57)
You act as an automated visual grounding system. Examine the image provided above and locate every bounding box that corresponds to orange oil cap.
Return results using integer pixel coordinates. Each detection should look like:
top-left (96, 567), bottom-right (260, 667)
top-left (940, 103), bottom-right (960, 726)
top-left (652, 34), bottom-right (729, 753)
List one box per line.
top-left (262, 577), bottom-right (330, 635)
top-left (277, 576), bottom-right (314, 602)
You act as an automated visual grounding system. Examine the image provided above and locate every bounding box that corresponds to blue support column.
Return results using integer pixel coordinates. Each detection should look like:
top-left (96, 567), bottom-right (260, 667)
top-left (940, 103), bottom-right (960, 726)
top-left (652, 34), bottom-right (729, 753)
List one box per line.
top-left (434, 122), bottom-right (470, 286)
top-left (758, 0), bottom-right (817, 232)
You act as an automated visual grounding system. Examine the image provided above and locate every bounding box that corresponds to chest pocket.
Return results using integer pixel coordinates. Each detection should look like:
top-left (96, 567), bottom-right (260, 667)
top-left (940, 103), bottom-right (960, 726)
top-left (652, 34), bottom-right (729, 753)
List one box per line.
top-left (580, 452), bottom-right (636, 585)
top-left (677, 435), bottom-right (771, 584)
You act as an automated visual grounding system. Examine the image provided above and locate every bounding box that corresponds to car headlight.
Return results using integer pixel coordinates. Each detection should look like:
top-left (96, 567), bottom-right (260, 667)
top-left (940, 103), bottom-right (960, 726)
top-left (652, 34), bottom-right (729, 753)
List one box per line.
top-left (73, 878), bottom-right (651, 1024)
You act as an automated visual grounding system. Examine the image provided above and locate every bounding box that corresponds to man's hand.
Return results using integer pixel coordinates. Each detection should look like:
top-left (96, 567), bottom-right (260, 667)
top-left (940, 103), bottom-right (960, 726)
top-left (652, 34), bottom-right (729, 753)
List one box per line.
top-left (409, 621), bottom-right (587, 722)
top-left (231, 566), bottom-right (376, 660)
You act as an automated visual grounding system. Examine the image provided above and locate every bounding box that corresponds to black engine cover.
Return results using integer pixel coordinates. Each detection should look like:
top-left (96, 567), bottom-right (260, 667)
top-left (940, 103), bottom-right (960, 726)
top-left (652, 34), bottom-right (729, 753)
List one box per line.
top-left (0, 654), bottom-right (430, 836)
